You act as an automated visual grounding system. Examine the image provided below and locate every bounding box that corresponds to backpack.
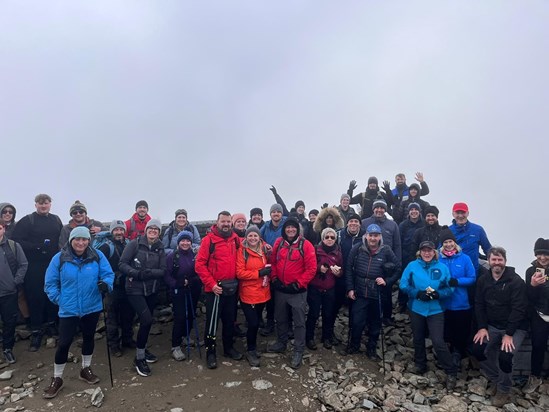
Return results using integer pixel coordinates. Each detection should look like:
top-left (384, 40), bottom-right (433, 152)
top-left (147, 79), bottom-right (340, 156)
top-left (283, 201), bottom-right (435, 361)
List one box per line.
top-left (166, 223), bottom-right (196, 246)
top-left (206, 235), bottom-right (240, 265)
top-left (27, 212), bottom-right (63, 228)
top-left (92, 231), bottom-right (116, 258)
top-left (1, 240), bottom-right (18, 276)
top-left (274, 237), bottom-right (305, 261)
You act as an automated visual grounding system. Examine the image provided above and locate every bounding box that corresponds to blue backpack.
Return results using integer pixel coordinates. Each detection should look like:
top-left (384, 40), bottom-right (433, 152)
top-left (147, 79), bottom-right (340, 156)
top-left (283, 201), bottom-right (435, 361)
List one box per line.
top-left (92, 231), bottom-right (115, 258)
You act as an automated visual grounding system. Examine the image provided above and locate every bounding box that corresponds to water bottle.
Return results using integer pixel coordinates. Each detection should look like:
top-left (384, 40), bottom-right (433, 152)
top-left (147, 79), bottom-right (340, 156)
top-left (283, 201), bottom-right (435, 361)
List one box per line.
top-left (262, 264), bottom-right (271, 287)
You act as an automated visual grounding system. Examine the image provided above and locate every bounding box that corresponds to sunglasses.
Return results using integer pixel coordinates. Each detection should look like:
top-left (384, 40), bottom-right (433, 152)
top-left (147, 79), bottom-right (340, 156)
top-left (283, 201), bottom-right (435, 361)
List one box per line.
top-left (324, 235), bottom-right (336, 240)
top-left (1, 210), bottom-right (14, 215)
top-left (71, 210), bottom-right (85, 215)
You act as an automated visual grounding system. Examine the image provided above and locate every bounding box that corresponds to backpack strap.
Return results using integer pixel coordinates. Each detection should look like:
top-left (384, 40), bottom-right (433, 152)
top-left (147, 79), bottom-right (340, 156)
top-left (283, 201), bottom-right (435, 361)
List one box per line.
top-left (2, 240), bottom-right (18, 276)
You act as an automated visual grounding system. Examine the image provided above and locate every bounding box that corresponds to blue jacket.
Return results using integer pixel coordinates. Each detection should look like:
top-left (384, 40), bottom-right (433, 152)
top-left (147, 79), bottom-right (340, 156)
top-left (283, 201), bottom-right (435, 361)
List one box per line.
top-left (449, 220), bottom-right (491, 271)
top-left (439, 249), bottom-right (476, 311)
top-left (400, 258), bottom-right (453, 317)
top-left (45, 247), bottom-right (114, 318)
top-left (260, 217), bottom-right (287, 246)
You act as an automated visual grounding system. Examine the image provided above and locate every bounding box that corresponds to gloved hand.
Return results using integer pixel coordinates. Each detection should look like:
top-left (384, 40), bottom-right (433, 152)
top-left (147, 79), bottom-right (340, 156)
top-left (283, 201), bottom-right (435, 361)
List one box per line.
top-left (382, 180), bottom-right (391, 193)
top-left (429, 291), bottom-right (440, 300)
top-left (137, 269), bottom-right (152, 280)
top-left (269, 185), bottom-right (278, 195)
top-left (348, 180), bottom-right (357, 192)
top-left (97, 281), bottom-right (109, 295)
top-left (417, 291), bottom-right (430, 302)
top-left (258, 267), bottom-right (271, 277)
top-left (448, 278), bottom-right (459, 287)
top-left (289, 282), bottom-right (301, 293)
top-left (322, 203), bottom-right (329, 209)
top-left (272, 278), bottom-right (283, 290)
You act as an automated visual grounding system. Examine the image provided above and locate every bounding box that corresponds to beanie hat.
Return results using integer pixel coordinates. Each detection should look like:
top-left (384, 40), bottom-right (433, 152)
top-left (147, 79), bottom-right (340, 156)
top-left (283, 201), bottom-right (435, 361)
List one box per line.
top-left (309, 209), bottom-right (319, 216)
top-left (340, 193), bottom-right (350, 201)
top-left (270, 204), bottom-right (283, 214)
top-left (347, 213), bottom-right (362, 223)
top-left (424, 205), bottom-right (439, 217)
top-left (135, 200), bottom-right (149, 210)
top-left (282, 218), bottom-right (300, 232)
top-left (69, 200), bottom-right (87, 215)
top-left (146, 219), bottom-right (162, 230)
top-left (321, 227), bottom-right (337, 240)
top-left (372, 198), bottom-right (387, 211)
top-left (110, 220), bottom-right (126, 233)
top-left (295, 200), bottom-right (305, 209)
top-left (366, 224), bottom-right (382, 234)
top-left (408, 202), bottom-right (421, 212)
top-left (409, 183), bottom-right (421, 193)
top-left (250, 207), bottom-right (263, 218)
top-left (367, 176), bottom-right (378, 186)
top-left (175, 209), bottom-right (187, 218)
top-left (232, 213), bottom-right (246, 225)
top-left (439, 226), bottom-right (456, 244)
top-left (176, 230), bottom-right (193, 243)
top-left (534, 238), bottom-right (549, 255)
top-left (245, 225), bottom-right (261, 238)
top-left (69, 226), bottom-right (90, 242)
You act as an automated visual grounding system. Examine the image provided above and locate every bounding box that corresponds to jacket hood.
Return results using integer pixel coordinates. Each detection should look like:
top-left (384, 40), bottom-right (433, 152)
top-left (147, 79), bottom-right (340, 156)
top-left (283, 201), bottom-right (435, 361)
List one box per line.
top-left (0, 203), bottom-right (16, 221)
top-left (313, 207), bottom-right (344, 233)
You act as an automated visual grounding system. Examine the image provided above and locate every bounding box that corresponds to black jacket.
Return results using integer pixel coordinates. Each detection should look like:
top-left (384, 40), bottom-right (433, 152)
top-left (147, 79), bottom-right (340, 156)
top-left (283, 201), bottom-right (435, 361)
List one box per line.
top-left (525, 262), bottom-right (549, 318)
top-left (99, 239), bottom-right (128, 289)
top-left (411, 223), bottom-right (442, 257)
top-left (475, 266), bottom-right (528, 336)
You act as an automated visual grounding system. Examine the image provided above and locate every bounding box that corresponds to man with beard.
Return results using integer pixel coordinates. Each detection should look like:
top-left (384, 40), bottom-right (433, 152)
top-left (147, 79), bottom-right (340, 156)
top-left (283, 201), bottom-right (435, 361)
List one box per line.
top-left (411, 206), bottom-right (442, 256)
top-left (337, 194), bottom-right (356, 224)
top-left (347, 177), bottom-right (390, 219)
top-left (125, 200), bottom-right (151, 240)
top-left (58, 201), bottom-right (105, 248)
top-left (382, 172), bottom-right (430, 218)
top-left (260, 204), bottom-right (288, 247)
top-left (267, 218), bottom-right (316, 369)
top-left (12, 194), bottom-right (63, 352)
top-left (472, 247), bottom-right (527, 408)
top-left (195, 211), bottom-right (242, 369)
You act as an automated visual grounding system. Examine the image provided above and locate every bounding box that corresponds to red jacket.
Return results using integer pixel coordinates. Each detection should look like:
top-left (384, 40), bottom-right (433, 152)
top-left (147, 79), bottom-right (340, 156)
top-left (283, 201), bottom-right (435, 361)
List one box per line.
top-left (236, 241), bottom-right (271, 305)
top-left (195, 225), bottom-right (240, 293)
top-left (309, 244), bottom-right (343, 291)
top-left (270, 236), bottom-right (316, 289)
top-left (125, 213), bottom-right (151, 240)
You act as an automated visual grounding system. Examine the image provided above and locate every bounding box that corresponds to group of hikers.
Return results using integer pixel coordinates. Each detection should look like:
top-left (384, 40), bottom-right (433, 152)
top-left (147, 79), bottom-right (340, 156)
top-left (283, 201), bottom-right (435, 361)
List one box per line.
top-left (0, 172), bottom-right (547, 407)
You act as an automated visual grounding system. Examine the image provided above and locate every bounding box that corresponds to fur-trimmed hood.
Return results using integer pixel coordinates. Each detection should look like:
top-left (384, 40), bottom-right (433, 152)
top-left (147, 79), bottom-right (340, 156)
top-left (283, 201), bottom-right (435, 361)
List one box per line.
top-left (313, 207), bottom-right (344, 234)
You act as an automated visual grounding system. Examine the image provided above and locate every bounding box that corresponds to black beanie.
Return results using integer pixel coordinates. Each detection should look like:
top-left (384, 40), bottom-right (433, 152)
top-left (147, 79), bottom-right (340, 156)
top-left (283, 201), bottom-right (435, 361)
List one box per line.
top-left (367, 176), bottom-right (378, 186)
top-left (347, 213), bottom-right (362, 222)
top-left (309, 209), bottom-right (319, 216)
top-left (440, 226), bottom-right (456, 243)
top-left (250, 207), bottom-right (263, 218)
top-left (295, 200), bottom-right (305, 209)
top-left (534, 238), bottom-right (549, 255)
top-left (424, 205), bottom-right (439, 217)
top-left (135, 200), bottom-right (149, 210)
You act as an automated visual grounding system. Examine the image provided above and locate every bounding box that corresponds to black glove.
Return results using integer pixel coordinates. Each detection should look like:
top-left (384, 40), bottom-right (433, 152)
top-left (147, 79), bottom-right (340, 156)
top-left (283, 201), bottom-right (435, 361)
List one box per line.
top-left (269, 185), bottom-right (278, 195)
top-left (382, 262), bottom-right (396, 276)
top-left (448, 278), bottom-right (459, 287)
top-left (322, 203), bottom-right (328, 209)
top-left (429, 291), bottom-right (440, 300)
top-left (348, 180), bottom-right (357, 192)
top-left (382, 180), bottom-right (391, 193)
top-left (417, 291), bottom-right (430, 302)
top-left (272, 278), bottom-right (283, 290)
top-left (289, 282), bottom-right (301, 293)
top-left (258, 267), bottom-right (271, 277)
top-left (97, 281), bottom-right (109, 295)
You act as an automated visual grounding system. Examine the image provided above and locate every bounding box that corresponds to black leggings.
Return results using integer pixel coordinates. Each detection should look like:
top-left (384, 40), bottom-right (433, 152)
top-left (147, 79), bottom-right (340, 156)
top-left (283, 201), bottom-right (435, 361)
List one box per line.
top-left (171, 283), bottom-right (201, 347)
top-left (241, 302), bottom-right (266, 351)
top-left (55, 312), bottom-right (100, 364)
top-left (127, 294), bottom-right (157, 349)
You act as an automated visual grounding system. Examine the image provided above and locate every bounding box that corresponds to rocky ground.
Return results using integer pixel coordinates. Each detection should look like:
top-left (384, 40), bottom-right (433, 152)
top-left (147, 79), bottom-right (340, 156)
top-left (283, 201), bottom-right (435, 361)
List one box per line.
top-left (0, 303), bottom-right (548, 412)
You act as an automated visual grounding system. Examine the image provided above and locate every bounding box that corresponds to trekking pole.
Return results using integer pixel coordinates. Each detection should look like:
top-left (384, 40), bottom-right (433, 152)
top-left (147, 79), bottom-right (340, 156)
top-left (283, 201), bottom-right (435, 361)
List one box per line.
top-left (101, 295), bottom-right (114, 387)
top-left (378, 287), bottom-right (386, 377)
top-left (207, 293), bottom-right (220, 352)
top-left (183, 288), bottom-right (191, 360)
top-left (186, 287), bottom-right (202, 359)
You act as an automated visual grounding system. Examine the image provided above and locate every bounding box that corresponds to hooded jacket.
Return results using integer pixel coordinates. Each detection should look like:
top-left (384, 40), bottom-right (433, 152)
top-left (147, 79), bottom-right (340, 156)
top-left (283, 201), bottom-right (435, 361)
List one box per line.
top-left (195, 225), bottom-right (240, 293)
top-left (411, 222), bottom-right (442, 257)
top-left (119, 235), bottom-right (166, 296)
top-left (313, 207), bottom-right (345, 235)
top-left (161, 221), bottom-right (201, 255)
top-left (0, 203), bottom-right (17, 239)
top-left (390, 181), bottom-right (430, 217)
top-left (475, 266), bottom-right (527, 336)
top-left (400, 257), bottom-right (453, 317)
top-left (449, 220), bottom-right (491, 272)
top-left (439, 246), bottom-right (476, 311)
top-left (236, 240), bottom-right (271, 304)
top-left (392, 184), bottom-right (430, 224)
top-left (45, 246), bottom-right (114, 317)
top-left (361, 214), bottom-right (402, 263)
top-left (309, 243), bottom-right (343, 291)
top-left (399, 216), bottom-right (425, 267)
top-left (58, 218), bottom-right (106, 249)
top-left (348, 187), bottom-right (390, 219)
top-left (0, 236), bottom-right (27, 297)
top-left (125, 213), bottom-right (152, 240)
top-left (345, 238), bottom-right (400, 299)
top-left (165, 247), bottom-right (201, 291)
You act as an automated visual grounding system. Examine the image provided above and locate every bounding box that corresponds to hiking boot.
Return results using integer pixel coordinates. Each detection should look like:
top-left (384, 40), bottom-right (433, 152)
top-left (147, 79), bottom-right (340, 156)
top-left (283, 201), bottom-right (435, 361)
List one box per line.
top-left (171, 347), bottom-right (186, 361)
top-left (341, 345), bottom-right (359, 356)
top-left (245, 350), bottom-right (260, 367)
top-left (144, 349), bottom-right (158, 363)
top-left (110, 345), bottom-right (122, 358)
top-left (43, 377), bottom-right (63, 399)
top-left (79, 367), bottom-right (100, 384)
top-left (223, 347), bottom-right (243, 361)
top-left (29, 332), bottom-right (42, 352)
top-left (3, 349), bottom-right (16, 364)
top-left (259, 320), bottom-right (275, 337)
top-left (306, 340), bottom-right (317, 351)
top-left (206, 353), bottom-right (217, 369)
top-left (122, 339), bottom-right (137, 349)
top-left (290, 351), bottom-right (303, 369)
top-left (446, 375), bottom-right (457, 391)
top-left (523, 375), bottom-right (542, 394)
top-left (234, 324), bottom-right (247, 338)
top-left (323, 339), bottom-right (332, 350)
top-left (492, 390), bottom-right (512, 408)
top-left (412, 365), bottom-right (427, 375)
top-left (134, 358), bottom-right (151, 377)
top-left (267, 341), bottom-right (287, 353)
top-left (366, 348), bottom-right (380, 360)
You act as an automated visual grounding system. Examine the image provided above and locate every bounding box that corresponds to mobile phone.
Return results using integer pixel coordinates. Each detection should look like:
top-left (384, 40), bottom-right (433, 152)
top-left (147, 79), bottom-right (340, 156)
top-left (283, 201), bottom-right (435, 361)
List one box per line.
top-left (536, 268), bottom-right (545, 276)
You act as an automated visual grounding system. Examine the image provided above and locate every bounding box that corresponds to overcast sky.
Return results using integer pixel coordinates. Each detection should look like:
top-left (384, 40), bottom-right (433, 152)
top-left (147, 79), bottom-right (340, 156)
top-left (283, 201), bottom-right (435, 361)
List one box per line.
top-left (1, 1), bottom-right (547, 272)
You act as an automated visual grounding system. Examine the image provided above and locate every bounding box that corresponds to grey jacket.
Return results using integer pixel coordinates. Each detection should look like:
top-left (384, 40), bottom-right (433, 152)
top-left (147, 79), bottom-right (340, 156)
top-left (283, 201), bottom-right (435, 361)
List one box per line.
top-left (0, 237), bottom-right (28, 297)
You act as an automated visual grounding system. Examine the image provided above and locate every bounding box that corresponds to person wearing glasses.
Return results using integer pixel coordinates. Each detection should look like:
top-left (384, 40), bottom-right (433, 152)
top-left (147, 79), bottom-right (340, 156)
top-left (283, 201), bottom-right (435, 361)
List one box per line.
top-left (119, 219), bottom-right (166, 377)
top-left (58, 201), bottom-right (105, 248)
top-left (305, 228), bottom-right (343, 351)
top-left (0, 203), bottom-right (17, 239)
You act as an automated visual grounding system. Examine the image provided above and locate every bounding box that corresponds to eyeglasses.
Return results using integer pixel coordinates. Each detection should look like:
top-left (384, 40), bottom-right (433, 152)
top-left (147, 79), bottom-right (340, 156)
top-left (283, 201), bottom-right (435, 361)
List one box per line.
top-left (324, 235), bottom-right (336, 240)
top-left (71, 210), bottom-right (85, 216)
top-left (1, 210), bottom-right (14, 215)
top-left (147, 227), bottom-right (160, 232)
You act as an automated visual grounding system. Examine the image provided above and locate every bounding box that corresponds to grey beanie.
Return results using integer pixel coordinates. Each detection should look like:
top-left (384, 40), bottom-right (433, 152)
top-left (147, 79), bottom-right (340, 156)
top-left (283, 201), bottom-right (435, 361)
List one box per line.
top-left (321, 227), bottom-right (337, 240)
top-left (69, 226), bottom-right (90, 242)
top-left (245, 225), bottom-right (261, 238)
top-left (110, 220), bottom-right (126, 233)
top-left (146, 219), bottom-right (162, 230)
top-left (270, 204), bottom-right (283, 214)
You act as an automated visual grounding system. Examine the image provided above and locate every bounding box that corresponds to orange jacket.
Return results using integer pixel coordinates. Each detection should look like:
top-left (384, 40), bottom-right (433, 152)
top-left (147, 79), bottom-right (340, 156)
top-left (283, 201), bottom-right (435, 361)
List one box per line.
top-left (236, 241), bottom-right (271, 305)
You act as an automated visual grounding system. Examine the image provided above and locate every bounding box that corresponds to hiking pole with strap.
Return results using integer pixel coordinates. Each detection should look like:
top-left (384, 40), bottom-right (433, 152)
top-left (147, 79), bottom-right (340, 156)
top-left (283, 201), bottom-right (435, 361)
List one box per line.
top-left (183, 288), bottom-right (191, 360)
top-left (100, 291), bottom-right (114, 387)
top-left (186, 286), bottom-right (202, 359)
top-left (206, 292), bottom-right (220, 354)
top-left (378, 286), bottom-right (386, 378)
